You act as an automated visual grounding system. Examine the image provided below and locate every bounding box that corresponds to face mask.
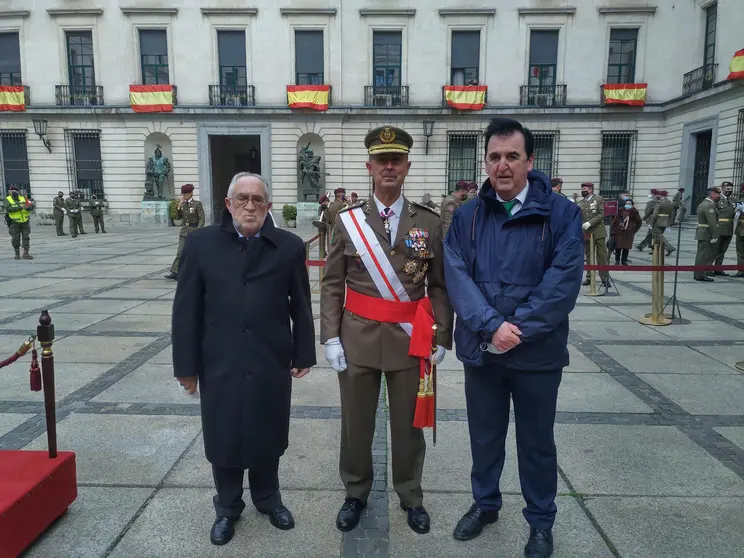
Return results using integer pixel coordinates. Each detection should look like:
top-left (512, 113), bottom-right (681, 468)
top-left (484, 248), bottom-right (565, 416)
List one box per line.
top-left (581, 191), bottom-right (589, 198)
top-left (648, 194), bottom-right (653, 199)
top-left (624, 204), bottom-right (632, 210)
top-left (621, 195), bottom-right (628, 201)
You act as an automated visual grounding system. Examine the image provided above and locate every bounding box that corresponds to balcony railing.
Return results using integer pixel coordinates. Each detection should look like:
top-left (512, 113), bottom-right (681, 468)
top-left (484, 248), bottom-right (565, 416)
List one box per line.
top-left (519, 84), bottom-right (567, 107)
top-left (209, 84), bottom-right (256, 107)
top-left (364, 85), bottom-right (409, 107)
top-left (55, 85), bottom-right (104, 106)
top-left (683, 63), bottom-right (718, 96)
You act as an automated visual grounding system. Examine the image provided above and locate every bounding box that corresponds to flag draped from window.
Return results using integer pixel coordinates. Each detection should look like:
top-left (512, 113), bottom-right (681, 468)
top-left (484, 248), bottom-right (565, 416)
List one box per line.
top-left (287, 85), bottom-right (330, 111)
top-left (129, 85), bottom-right (174, 113)
top-left (728, 49), bottom-right (744, 80)
top-left (443, 86), bottom-right (487, 110)
top-left (602, 83), bottom-right (648, 106)
top-left (0, 86), bottom-right (25, 111)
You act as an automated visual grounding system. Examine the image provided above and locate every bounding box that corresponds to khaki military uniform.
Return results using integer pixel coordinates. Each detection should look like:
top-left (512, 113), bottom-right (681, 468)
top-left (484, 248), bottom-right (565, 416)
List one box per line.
top-left (90, 199), bottom-right (107, 233)
top-left (671, 191), bottom-right (683, 225)
top-left (577, 194), bottom-right (609, 281)
top-left (321, 197), bottom-right (453, 507)
top-left (440, 193), bottom-right (462, 239)
top-left (637, 196), bottom-right (659, 250)
top-left (649, 197), bottom-right (674, 254)
top-left (694, 198), bottom-right (719, 280)
top-left (52, 196), bottom-right (67, 236)
top-left (170, 198), bottom-right (205, 275)
top-left (714, 194), bottom-right (735, 267)
top-left (65, 197), bottom-right (85, 237)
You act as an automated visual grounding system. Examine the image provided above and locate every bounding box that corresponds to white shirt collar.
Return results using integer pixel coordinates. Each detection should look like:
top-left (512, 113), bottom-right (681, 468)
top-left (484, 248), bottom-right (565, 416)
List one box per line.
top-left (373, 193), bottom-right (405, 217)
top-left (495, 182), bottom-right (529, 214)
top-left (234, 223), bottom-right (260, 238)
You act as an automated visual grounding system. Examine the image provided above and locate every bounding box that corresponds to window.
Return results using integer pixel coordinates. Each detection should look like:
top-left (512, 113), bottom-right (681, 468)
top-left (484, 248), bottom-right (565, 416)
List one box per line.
top-left (66, 31), bottom-right (95, 90)
top-left (0, 131), bottom-right (30, 196)
top-left (733, 110), bottom-right (744, 187)
top-left (447, 132), bottom-right (479, 193)
top-left (532, 132), bottom-right (559, 178)
top-left (217, 30), bottom-right (247, 89)
top-left (607, 29), bottom-right (638, 84)
top-left (451, 31), bottom-right (480, 85)
top-left (139, 29), bottom-right (168, 85)
top-left (704, 2), bottom-right (717, 67)
top-left (373, 31), bottom-right (402, 88)
top-left (599, 132), bottom-right (637, 198)
top-left (528, 30), bottom-right (559, 89)
top-left (65, 130), bottom-right (103, 200)
top-left (0, 33), bottom-right (22, 85)
top-left (295, 30), bottom-right (323, 85)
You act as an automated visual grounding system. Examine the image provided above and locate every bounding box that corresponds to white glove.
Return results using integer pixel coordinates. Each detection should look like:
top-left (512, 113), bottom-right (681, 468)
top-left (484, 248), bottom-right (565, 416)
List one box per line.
top-left (323, 337), bottom-right (347, 372)
top-left (710, 239), bottom-right (718, 244)
top-left (432, 345), bottom-right (446, 366)
top-left (582, 222), bottom-right (591, 231)
top-left (176, 380), bottom-right (199, 399)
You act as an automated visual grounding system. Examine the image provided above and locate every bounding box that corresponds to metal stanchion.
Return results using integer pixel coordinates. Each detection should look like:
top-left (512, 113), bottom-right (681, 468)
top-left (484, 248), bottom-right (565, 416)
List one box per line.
top-left (585, 235), bottom-right (604, 297)
top-left (640, 242), bottom-right (672, 326)
top-left (37, 310), bottom-right (57, 458)
top-left (319, 230), bottom-right (327, 284)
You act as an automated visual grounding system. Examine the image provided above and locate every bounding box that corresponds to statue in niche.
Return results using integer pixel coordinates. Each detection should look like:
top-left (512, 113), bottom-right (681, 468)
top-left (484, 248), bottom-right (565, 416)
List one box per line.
top-left (144, 145), bottom-right (172, 200)
top-left (298, 143), bottom-right (325, 201)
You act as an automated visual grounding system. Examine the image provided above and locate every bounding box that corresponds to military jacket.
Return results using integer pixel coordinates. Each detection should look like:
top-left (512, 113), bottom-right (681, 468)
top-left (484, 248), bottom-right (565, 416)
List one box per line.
top-left (649, 197), bottom-right (674, 229)
top-left (65, 198), bottom-right (83, 214)
top-left (178, 199), bottom-right (205, 229)
top-left (53, 196), bottom-right (66, 215)
top-left (440, 194), bottom-right (461, 233)
top-left (577, 195), bottom-right (606, 239)
top-left (672, 192), bottom-right (683, 209)
top-left (716, 195), bottom-right (735, 236)
top-left (326, 200), bottom-right (345, 228)
top-left (695, 198), bottom-right (719, 241)
top-left (643, 197), bottom-right (659, 222)
top-left (320, 197), bottom-right (454, 372)
top-left (89, 200), bottom-right (106, 216)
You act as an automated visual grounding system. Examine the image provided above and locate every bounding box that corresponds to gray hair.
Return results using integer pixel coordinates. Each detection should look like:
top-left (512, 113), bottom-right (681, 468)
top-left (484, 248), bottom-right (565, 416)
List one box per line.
top-left (227, 172), bottom-right (271, 200)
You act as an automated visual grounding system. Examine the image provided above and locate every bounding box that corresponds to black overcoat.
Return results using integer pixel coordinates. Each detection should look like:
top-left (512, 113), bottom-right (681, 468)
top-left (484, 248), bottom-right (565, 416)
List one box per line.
top-left (172, 209), bottom-right (316, 468)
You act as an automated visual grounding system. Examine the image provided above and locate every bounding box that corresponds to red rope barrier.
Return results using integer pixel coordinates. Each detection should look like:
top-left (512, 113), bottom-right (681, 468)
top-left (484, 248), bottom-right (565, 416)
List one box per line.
top-left (0, 351), bottom-right (22, 369)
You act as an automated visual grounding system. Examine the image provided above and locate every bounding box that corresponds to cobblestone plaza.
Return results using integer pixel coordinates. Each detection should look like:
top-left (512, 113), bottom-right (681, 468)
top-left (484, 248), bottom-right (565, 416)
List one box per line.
top-left (1, 224), bottom-right (743, 557)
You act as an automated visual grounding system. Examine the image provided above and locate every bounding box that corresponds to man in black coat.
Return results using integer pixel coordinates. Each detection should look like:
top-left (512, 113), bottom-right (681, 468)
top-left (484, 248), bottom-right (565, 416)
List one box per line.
top-left (172, 172), bottom-right (316, 546)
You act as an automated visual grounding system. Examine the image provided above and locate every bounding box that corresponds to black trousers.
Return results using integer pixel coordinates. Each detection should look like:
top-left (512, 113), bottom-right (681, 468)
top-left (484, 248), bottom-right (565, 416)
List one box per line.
top-left (615, 248), bottom-right (629, 263)
top-left (212, 458), bottom-right (281, 518)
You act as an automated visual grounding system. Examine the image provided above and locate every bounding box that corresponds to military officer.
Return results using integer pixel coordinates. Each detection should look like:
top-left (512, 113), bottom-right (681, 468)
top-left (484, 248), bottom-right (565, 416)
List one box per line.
top-left (327, 188), bottom-right (346, 226)
top-left (89, 194), bottom-right (108, 233)
top-left (165, 184), bottom-right (205, 280)
top-left (441, 181), bottom-right (468, 239)
top-left (420, 193), bottom-right (439, 211)
top-left (466, 182), bottom-right (478, 201)
top-left (65, 191), bottom-right (86, 238)
top-left (671, 187), bottom-right (685, 225)
top-left (3, 185), bottom-right (35, 259)
top-left (577, 182), bottom-right (609, 287)
top-left (713, 181), bottom-right (735, 276)
top-left (648, 190), bottom-right (675, 257)
top-left (350, 192), bottom-right (359, 204)
top-left (321, 126), bottom-right (454, 535)
top-left (694, 185), bottom-right (721, 282)
top-left (550, 178), bottom-right (566, 197)
top-left (52, 191), bottom-right (67, 236)
top-left (636, 189), bottom-right (659, 251)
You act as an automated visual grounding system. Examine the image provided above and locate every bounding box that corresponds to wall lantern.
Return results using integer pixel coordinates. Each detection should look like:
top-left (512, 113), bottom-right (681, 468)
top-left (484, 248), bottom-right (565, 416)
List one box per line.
top-left (423, 120), bottom-right (435, 154)
top-left (32, 119), bottom-right (52, 153)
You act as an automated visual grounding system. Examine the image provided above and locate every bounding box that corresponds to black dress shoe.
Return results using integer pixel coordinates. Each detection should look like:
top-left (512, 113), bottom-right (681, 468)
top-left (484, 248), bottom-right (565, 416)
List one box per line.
top-left (453, 503), bottom-right (498, 541)
top-left (524, 528), bottom-right (553, 558)
top-left (734, 272), bottom-right (744, 278)
top-left (400, 503), bottom-right (430, 534)
top-left (164, 272), bottom-right (177, 280)
top-left (582, 278), bottom-right (591, 286)
top-left (714, 271), bottom-right (729, 276)
top-left (260, 504), bottom-right (295, 530)
top-left (336, 498), bottom-right (366, 532)
top-left (694, 276), bottom-right (714, 282)
top-left (210, 516), bottom-right (238, 546)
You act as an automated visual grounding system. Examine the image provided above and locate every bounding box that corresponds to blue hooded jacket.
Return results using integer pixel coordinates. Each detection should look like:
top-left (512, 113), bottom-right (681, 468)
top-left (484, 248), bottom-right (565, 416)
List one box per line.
top-left (443, 170), bottom-right (584, 371)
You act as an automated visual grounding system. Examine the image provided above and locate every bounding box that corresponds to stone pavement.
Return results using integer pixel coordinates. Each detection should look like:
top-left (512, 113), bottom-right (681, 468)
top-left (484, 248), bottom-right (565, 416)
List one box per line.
top-left (0, 223), bottom-right (743, 558)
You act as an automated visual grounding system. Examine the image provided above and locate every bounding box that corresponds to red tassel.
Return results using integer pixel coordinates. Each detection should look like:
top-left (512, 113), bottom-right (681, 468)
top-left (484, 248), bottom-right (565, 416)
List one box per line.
top-left (412, 359), bottom-right (434, 429)
top-left (29, 349), bottom-right (41, 392)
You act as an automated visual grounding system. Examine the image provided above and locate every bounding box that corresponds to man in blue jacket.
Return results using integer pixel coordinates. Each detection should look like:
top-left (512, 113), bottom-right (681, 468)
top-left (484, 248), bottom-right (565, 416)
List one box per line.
top-left (444, 118), bottom-right (583, 558)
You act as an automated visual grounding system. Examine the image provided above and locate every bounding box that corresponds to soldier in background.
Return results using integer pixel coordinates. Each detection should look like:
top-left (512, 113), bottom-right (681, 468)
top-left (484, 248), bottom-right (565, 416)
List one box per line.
top-left (350, 192), bottom-right (359, 205)
top-left (327, 188), bottom-right (346, 227)
top-left (420, 193), bottom-right (439, 210)
top-left (52, 191), bottom-right (67, 236)
top-left (713, 181), bottom-right (735, 276)
top-left (465, 182), bottom-right (478, 201)
top-left (694, 185), bottom-right (721, 282)
top-left (165, 184), bottom-right (205, 280)
top-left (90, 194), bottom-right (108, 233)
top-left (551, 177), bottom-right (566, 197)
top-left (648, 190), bottom-right (675, 257)
top-left (577, 182), bottom-right (609, 287)
top-left (3, 185), bottom-right (35, 259)
top-left (671, 187), bottom-right (685, 225)
top-left (65, 191), bottom-right (86, 238)
top-left (636, 189), bottom-right (659, 251)
top-left (441, 181), bottom-right (469, 238)
top-left (733, 183), bottom-right (744, 278)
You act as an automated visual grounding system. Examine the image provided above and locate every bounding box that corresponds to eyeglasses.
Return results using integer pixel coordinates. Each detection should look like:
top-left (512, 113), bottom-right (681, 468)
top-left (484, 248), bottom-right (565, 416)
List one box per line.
top-left (228, 195), bottom-right (268, 208)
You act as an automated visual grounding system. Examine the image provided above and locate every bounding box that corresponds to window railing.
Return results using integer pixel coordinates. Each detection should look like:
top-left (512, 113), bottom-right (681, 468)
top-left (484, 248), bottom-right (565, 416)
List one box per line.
top-left (208, 84), bottom-right (255, 107)
top-left (55, 85), bottom-right (104, 106)
top-left (519, 84), bottom-right (567, 107)
top-left (296, 73), bottom-right (324, 86)
top-left (364, 85), bottom-right (409, 107)
top-left (683, 63), bottom-right (718, 96)
top-left (0, 72), bottom-right (22, 86)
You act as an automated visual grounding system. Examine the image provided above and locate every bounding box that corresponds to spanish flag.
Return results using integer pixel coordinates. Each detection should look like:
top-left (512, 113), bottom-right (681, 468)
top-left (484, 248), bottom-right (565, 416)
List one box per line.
top-left (443, 86), bottom-right (487, 110)
top-left (727, 49), bottom-right (744, 80)
top-left (129, 85), bottom-right (174, 113)
top-left (0, 86), bottom-right (25, 112)
top-left (602, 83), bottom-right (648, 106)
top-left (287, 85), bottom-right (330, 111)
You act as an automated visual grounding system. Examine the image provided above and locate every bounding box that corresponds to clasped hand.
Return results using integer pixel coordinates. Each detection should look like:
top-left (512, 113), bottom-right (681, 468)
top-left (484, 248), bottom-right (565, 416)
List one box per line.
top-left (491, 322), bottom-right (522, 353)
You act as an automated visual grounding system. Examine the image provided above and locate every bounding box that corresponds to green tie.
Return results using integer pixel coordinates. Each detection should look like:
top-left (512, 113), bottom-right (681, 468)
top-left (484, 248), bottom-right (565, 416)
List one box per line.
top-left (503, 199), bottom-right (517, 216)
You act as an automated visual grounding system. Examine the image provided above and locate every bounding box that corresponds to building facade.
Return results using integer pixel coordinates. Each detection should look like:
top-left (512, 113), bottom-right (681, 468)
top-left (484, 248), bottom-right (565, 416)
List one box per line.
top-left (0, 0), bottom-right (743, 225)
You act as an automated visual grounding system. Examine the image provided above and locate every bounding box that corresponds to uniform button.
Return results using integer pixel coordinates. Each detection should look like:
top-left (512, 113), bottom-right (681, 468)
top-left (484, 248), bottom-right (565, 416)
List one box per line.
top-left (243, 280), bottom-right (249, 286)
top-left (244, 327), bottom-right (251, 333)
top-left (390, 250), bottom-right (395, 256)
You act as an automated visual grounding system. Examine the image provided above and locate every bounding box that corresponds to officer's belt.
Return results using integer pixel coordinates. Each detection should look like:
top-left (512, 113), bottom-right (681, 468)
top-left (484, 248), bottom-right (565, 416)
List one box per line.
top-left (697, 224), bottom-right (709, 227)
top-left (657, 213), bottom-right (669, 216)
top-left (719, 219), bottom-right (732, 222)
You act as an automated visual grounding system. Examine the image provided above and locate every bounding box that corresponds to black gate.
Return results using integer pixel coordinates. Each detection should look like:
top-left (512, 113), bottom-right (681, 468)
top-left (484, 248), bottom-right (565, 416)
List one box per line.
top-left (692, 130), bottom-right (712, 210)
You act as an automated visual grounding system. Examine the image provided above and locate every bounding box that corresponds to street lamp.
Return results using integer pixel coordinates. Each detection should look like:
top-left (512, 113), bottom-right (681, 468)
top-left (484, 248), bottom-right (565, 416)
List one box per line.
top-left (32, 119), bottom-right (52, 153)
top-left (423, 120), bottom-right (434, 155)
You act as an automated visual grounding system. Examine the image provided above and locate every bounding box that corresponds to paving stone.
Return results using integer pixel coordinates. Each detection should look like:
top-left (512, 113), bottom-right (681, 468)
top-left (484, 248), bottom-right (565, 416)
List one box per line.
top-left (668, 287), bottom-right (743, 304)
top-left (598, 344), bottom-right (736, 374)
top-left (86, 313), bottom-right (172, 333)
top-left (52, 299), bottom-right (148, 314)
top-left (147, 345), bottom-right (173, 365)
top-left (586, 497), bottom-right (744, 558)
top-left (2, 363), bottom-right (112, 401)
top-left (123, 300), bottom-right (174, 316)
top-left (23, 487), bottom-right (153, 558)
top-left (607, 304), bottom-right (712, 322)
top-left (91, 363), bottom-right (194, 405)
top-left (570, 321), bottom-right (672, 341)
top-left (558, 373), bottom-right (653, 413)
top-left (0, 298), bottom-right (61, 313)
top-left (690, 345), bottom-right (744, 371)
top-left (0, 312), bottom-right (112, 332)
top-left (436, 369), bottom-right (466, 409)
top-left (23, 414), bottom-right (202, 485)
top-left (569, 305), bottom-right (631, 321)
top-left (109, 488), bottom-right (342, 558)
top-left (692, 303), bottom-right (744, 320)
top-left (92, 287), bottom-right (175, 299)
top-left (556, 424), bottom-right (744, 496)
top-left (638, 374), bottom-right (744, 415)
top-left (292, 366), bottom-right (341, 407)
top-left (0, 277), bottom-right (71, 296)
top-left (389, 494), bottom-right (612, 557)
top-left (23, 279), bottom-right (128, 298)
top-left (714, 427), bottom-right (744, 450)
top-left (649, 320), bottom-right (744, 342)
top-left (0, 413), bottom-right (34, 436)
top-left (51, 335), bottom-right (158, 363)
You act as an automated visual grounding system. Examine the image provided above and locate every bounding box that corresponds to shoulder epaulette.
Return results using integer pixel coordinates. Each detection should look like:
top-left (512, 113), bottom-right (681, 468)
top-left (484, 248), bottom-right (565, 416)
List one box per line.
top-left (411, 201), bottom-right (440, 216)
top-left (338, 201), bottom-right (365, 214)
